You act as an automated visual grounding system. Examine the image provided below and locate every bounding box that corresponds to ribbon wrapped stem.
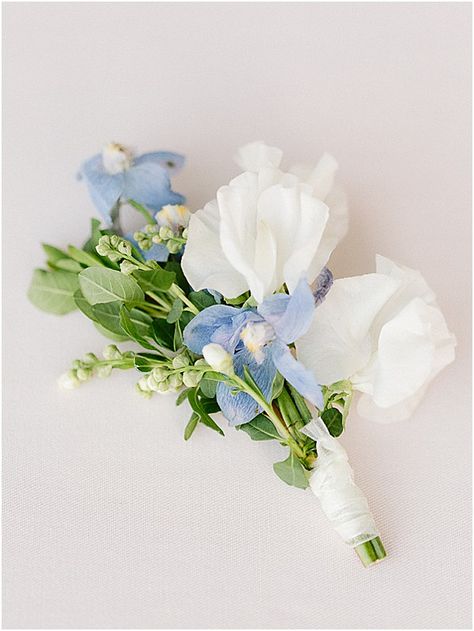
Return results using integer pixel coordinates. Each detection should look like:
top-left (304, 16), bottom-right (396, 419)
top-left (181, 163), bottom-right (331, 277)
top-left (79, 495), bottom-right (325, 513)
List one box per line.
top-left (302, 418), bottom-right (387, 567)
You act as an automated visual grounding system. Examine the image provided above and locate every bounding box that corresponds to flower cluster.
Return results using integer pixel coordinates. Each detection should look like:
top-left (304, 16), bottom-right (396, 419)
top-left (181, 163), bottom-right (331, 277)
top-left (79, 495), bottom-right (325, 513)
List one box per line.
top-left (29, 140), bottom-right (456, 567)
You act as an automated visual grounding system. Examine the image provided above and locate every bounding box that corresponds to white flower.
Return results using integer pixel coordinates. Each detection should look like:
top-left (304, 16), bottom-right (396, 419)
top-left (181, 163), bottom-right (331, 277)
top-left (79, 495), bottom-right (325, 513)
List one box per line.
top-left (181, 142), bottom-right (348, 303)
top-left (296, 256), bottom-right (456, 422)
top-left (202, 343), bottom-right (234, 375)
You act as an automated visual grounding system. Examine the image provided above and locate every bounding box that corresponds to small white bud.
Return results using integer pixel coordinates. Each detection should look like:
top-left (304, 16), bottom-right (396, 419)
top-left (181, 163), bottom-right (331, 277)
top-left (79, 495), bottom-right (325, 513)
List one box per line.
top-left (117, 240), bottom-right (132, 256)
top-left (159, 225), bottom-right (174, 240)
top-left (96, 365), bottom-right (112, 378)
top-left (151, 367), bottom-right (168, 382)
top-left (168, 374), bottom-right (183, 390)
top-left (202, 343), bottom-right (234, 375)
top-left (120, 260), bottom-right (138, 275)
top-left (76, 367), bottom-right (91, 382)
top-left (182, 370), bottom-right (203, 388)
top-left (172, 354), bottom-right (190, 369)
top-left (58, 371), bottom-right (80, 390)
top-left (103, 344), bottom-right (122, 360)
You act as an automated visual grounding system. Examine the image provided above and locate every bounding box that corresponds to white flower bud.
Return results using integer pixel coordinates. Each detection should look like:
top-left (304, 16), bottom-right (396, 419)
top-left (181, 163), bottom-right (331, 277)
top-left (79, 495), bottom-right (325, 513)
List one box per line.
top-left (168, 374), bottom-right (183, 390)
top-left (58, 371), bottom-right (80, 390)
top-left (167, 240), bottom-right (182, 254)
top-left (182, 370), bottom-right (203, 388)
top-left (172, 354), bottom-right (190, 369)
top-left (151, 367), bottom-right (168, 382)
top-left (156, 379), bottom-right (171, 393)
top-left (202, 343), bottom-right (234, 375)
top-left (117, 240), bottom-right (132, 256)
top-left (120, 260), bottom-right (138, 275)
top-left (103, 344), bottom-right (122, 360)
top-left (76, 367), bottom-right (91, 382)
top-left (85, 352), bottom-right (98, 362)
top-left (159, 225), bottom-right (174, 241)
top-left (96, 365), bottom-right (112, 378)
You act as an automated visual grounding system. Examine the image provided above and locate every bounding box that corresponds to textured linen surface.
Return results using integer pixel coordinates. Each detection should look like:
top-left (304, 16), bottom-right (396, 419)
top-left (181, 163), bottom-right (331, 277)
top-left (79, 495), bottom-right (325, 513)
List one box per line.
top-left (3, 3), bottom-right (471, 628)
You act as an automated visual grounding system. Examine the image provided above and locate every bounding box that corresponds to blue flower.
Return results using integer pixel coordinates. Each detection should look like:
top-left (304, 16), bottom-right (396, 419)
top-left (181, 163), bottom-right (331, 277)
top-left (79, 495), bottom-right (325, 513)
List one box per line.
top-left (183, 278), bottom-right (323, 425)
top-left (79, 143), bottom-right (185, 224)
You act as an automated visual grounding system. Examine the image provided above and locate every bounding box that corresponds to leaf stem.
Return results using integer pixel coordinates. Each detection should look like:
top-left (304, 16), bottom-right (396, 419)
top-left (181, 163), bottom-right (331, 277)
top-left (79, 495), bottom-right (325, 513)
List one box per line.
top-left (170, 284), bottom-right (199, 314)
top-left (128, 199), bottom-right (156, 225)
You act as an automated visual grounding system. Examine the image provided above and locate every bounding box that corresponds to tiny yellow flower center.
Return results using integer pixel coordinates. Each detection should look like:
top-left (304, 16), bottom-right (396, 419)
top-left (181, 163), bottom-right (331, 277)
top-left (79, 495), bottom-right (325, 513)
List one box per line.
top-left (240, 322), bottom-right (274, 364)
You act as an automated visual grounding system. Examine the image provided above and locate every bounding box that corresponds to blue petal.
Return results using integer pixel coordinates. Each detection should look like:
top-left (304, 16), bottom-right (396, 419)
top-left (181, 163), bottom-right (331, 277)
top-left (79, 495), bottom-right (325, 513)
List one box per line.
top-left (217, 348), bottom-right (276, 426)
top-left (183, 305), bottom-right (241, 354)
top-left (125, 232), bottom-right (169, 263)
top-left (134, 151), bottom-right (185, 176)
top-left (80, 154), bottom-right (124, 223)
top-left (270, 341), bottom-right (323, 409)
top-left (258, 278), bottom-right (315, 344)
top-left (313, 267), bottom-right (333, 305)
top-left (122, 162), bottom-right (185, 212)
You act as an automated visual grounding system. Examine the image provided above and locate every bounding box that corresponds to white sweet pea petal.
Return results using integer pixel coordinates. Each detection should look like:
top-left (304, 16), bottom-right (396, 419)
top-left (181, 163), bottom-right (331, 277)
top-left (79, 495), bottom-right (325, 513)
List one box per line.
top-left (298, 256), bottom-right (456, 423)
top-left (234, 141), bottom-right (283, 172)
top-left (181, 200), bottom-right (248, 298)
top-left (181, 143), bottom-right (347, 302)
top-left (295, 273), bottom-right (400, 385)
top-left (355, 297), bottom-right (456, 420)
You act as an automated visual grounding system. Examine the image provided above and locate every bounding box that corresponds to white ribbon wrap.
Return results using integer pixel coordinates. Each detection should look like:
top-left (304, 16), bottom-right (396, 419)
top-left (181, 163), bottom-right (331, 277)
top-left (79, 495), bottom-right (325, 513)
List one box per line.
top-left (302, 418), bottom-right (379, 547)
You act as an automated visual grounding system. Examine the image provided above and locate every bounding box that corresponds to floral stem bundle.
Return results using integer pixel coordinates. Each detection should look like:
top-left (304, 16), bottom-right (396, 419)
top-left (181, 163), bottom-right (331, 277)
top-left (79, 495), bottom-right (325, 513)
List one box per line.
top-left (28, 141), bottom-right (456, 566)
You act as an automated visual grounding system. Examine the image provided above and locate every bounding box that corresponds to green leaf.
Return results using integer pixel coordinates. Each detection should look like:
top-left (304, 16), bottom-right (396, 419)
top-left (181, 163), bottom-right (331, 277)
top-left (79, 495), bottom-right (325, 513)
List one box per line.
top-left (165, 260), bottom-right (189, 291)
top-left (321, 408), bottom-right (344, 437)
top-left (134, 352), bottom-right (164, 372)
top-left (199, 378), bottom-right (217, 399)
top-left (134, 268), bottom-right (175, 293)
top-left (93, 321), bottom-right (128, 342)
top-left (200, 371), bottom-right (228, 383)
top-left (189, 290), bottom-right (217, 311)
top-left (167, 298), bottom-right (183, 324)
top-left (151, 319), bottom-right (175, 349)
top-left (79, 267), bottom-right (144, 305)
top-left (83, 219), bottom-right (103, 254)
top-left (119, 305), bottom-right (156, 350)
top-left (179, 310), bottom-right (194, 329)
top-left (42, 243), bottom-right (69, 264)
top-left (184, 413), bottom-right (199, 440)
top-left (67, 245), bottom-right (103, 268)
top-left (271, 372), bottom-right (285, 400)
top-left (28, 269), bottom-right (79, 315)
top-left (176, 388), bottom-right (192, 406)
top-left (239, 414), bottom-right (281, 441)
top-left (273, 452), bottom-right (309, 489)
top-left (74, 290), bottom-right (98, 321)
top-left (91, 302), bottom-right (153, 341)
top-left (53, 258), bottom-right (83, 273)
top-left (187, 389), bottom-right (224, 436)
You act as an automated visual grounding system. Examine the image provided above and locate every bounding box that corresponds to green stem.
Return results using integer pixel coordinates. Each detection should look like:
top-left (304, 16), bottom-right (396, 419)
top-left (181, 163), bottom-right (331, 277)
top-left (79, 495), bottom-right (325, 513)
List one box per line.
top-left (128, 199), bottom-right (156, 224)
top-left (170, 284), bottom-right (199, 314)
top-left (146, 291), bottom-right (173, 310)
top-left (231, 374), bottom-right (306, 460)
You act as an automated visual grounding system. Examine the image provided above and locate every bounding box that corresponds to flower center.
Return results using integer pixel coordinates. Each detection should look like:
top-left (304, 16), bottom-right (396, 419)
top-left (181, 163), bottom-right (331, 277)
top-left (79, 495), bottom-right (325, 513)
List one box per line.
top-left (102, 143), bottom-right (133, 174)
top-left (156, 204), bottom-right (191, 231)
top-left (240, 321), bottom-right (274, 363)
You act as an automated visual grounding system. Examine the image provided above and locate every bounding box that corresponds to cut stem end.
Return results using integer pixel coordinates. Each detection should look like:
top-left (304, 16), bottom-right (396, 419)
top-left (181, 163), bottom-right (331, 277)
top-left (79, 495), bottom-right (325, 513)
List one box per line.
top-left (355, 536), bottom-right (387, 567)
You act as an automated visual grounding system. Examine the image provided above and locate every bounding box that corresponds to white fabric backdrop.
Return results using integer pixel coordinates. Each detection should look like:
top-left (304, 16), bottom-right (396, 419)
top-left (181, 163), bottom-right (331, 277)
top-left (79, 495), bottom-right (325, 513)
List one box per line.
top-left (3, 3), bottom-right (471, 628)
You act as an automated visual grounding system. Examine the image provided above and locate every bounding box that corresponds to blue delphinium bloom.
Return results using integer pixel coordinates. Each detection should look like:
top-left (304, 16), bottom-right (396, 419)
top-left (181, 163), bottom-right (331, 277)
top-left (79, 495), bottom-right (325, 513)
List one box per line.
top-left (183, 278), bottom-right (323, 425)
top-left (79, 143), bottom-right (185, 224)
